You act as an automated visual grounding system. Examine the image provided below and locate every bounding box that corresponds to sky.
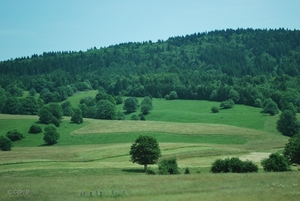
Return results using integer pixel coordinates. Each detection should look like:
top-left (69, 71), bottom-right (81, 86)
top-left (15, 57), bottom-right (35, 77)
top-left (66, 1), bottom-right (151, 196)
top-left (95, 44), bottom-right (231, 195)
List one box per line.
top-left (0, 0), bottom-right (299, 61)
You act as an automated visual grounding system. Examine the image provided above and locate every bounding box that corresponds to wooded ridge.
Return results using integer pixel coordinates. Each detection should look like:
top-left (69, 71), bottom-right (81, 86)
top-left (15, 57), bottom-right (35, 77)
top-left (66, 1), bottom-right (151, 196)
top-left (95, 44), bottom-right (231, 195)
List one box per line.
top-left (0, 28), bottom-right (300, 109)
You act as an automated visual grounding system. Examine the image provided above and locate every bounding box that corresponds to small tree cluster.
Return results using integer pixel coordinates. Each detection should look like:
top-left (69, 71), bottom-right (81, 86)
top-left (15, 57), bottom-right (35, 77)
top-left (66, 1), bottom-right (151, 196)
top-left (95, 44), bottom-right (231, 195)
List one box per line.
top-left (158, 158), bottom-right (180, 175)
top-left (261, 153), bottom-right (291, 172)
top-left (38, 103), bottom-right (63, 127)
top-left (0, 136), bottom-right (12, 151)
top-left (210, 157), bottom-right (258, 173)
top-left (220, 99), bottom-right (235, 109)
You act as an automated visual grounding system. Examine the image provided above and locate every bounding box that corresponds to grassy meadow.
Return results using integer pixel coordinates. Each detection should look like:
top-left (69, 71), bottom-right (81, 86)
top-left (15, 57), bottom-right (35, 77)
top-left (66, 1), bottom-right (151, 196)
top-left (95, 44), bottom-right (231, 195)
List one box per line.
top-left (0, 93), bottom-right (299, 200)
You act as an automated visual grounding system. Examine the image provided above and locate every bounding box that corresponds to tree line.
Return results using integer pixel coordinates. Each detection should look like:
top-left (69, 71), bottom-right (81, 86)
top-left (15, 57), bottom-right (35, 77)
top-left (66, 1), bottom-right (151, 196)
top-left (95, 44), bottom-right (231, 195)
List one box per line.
top-left (0, 28), bottom-right (300, 119)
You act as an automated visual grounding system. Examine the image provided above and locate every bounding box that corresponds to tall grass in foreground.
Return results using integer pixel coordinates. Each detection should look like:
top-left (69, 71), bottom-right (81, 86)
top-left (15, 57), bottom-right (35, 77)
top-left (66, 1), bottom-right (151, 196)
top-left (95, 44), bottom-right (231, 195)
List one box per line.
top-left (1, 171), bottom-right (299, 201)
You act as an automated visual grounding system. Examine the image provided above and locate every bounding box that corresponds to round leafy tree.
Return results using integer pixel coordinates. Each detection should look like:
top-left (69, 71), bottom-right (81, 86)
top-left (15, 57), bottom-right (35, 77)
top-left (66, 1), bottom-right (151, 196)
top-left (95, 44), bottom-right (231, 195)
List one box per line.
top-left (158, 158), bottom-right (180, 175)
top-left (71, 108), bottom-right (83, 124)
top-left (123, 97), bottom-right (138, 113)
top-left (0, 136), bottom-right (12, 151)
top-left (6, 130), bottom-right (23, 141)
top-left (261, 153), bottom-right (291, 172)
top-left (43, 124), bottom-right (60, 145)
top-left (276, 110), bottom-right (300, 137)
top-left (94, 100), bottom-right (115, 120)
top-left (262, 99), bottom-right (279, 116)
top-left (130, 135), bottom-right (161, 171)
top-left (284, 134), bottom-right (300, 164)
top-left (29, 124), bottom-right (42, 134)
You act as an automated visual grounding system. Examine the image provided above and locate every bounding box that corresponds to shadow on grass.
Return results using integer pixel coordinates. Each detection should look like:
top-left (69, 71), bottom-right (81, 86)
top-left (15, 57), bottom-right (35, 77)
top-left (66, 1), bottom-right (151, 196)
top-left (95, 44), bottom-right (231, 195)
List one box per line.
top-left (122, 168), bottom-right (145, 174)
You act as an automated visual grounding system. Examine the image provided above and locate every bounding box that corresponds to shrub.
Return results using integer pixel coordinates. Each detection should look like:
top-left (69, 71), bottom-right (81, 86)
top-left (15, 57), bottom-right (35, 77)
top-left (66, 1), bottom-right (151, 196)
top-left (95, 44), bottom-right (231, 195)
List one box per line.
top-left (242, 160), bottom-right (259, 172)
top-left (220, 99), bottom-right (235, 109)
top-left (29, 124), bottom-right (42, 134)
top-left (71, 108), bottom-right (83, 124)
top-left (211, 157), bottom-right (258, 173)
top-left (284, 134), bottom-right (300, 164)
top-left (158, 158), bottom-right (180, 175)
top-left (184, 167), bottom-right (190, 174)
top-left (131, 114), bottom-right (139, 120)
top-left (139, 114), bottom-right (146, 121)
top-left (43, 124), bottom-right (60, 145)
top-left (146, 168), bottom-right (157, 175)
top-left (50, 116), bottom-right (60, 127)
top-left (211, 106), bottom-right (219, 113)
top-left (116, 111), bottom-right (125, 120)
top-left (0, 136), bottom-right (12, 151)
top-left (6, 130), bottom-right (24, 141)
top-left (261, 153), bottom-right (291, 172)
top-left (116, 96), bottom-right (123, 105)
top-left (165, 91), bottom-right (178, 100)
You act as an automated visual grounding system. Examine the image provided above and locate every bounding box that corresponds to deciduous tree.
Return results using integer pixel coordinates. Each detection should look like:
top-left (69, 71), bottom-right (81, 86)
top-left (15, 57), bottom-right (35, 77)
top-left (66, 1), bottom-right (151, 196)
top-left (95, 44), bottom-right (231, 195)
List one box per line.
top-left (43, 124), bottom-right (60, 145)
top-left (284, 134), bottom-right (300, 164)
top-left (130, 135), bottom-right (161, 171)
top-left (276, 110), bottom-right (300, 137)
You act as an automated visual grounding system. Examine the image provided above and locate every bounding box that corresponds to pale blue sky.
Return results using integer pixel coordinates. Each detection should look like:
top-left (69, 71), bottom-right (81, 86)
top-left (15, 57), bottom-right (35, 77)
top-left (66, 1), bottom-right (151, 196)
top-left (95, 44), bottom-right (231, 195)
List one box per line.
top-left (0, 0), bottom-right (299, 61)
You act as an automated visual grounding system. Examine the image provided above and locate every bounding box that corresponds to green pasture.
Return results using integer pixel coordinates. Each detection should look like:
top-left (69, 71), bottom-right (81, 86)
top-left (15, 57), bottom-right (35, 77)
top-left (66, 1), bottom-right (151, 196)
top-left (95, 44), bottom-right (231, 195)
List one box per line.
top-left (0, 96), bottom-right (298, 201)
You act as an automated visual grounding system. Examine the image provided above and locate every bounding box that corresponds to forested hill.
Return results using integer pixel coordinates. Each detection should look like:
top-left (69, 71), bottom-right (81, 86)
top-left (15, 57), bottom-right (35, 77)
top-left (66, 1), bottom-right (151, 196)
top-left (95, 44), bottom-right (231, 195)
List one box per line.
top-left (1, 28), bottom-right (300, 108)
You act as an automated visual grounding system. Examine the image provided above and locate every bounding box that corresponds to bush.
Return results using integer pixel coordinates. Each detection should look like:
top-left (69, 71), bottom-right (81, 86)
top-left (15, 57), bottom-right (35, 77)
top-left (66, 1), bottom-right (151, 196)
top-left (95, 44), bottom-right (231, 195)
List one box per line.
top-left (210, 159), bottom-right (229, 173)
top-left (261, 153), bottom-right (291, 172)
top-left (139, 114), bottom-right (146, 121)
top-left (262, 99), bottom-right (279, 115)
top-left (284, 134), bottom-right (300, 164)
top-left (158, 158), bottom-right (180, 175)
top-left (211, 106), bottom-right (219, 113)
top-left (43, 124), bottom-right (60, 145)
top-left (6, 130), bottom-right (24, 141)
top-left (146, 168), bottom-right (157, 175)
top-left (50, 116), bottom-right (60, 127)
top-left (29, 124), bottom-right (42, 134)
top-left (71, 108), bottom-right (83, 124)
top-left (165, 91), bottom-right (178, 100)
top-left (116, 111), bottom-right (125, 120)
top-left (131, 114), bottom-right (139, 120)
top-left (220, 99), bottom-right (235, 109)
top-left (0, 136), bottom-right (12, 151)
top-left (242, 160), bottom-right (259, 172)
top-left (210, 157), bottom-right (258, 173)
top-left (184, 167), bottom-right (190, 174)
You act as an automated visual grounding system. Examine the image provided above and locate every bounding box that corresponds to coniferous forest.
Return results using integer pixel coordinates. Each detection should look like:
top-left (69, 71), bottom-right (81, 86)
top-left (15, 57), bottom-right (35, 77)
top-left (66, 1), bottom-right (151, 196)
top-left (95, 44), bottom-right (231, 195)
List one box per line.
top-left (0, 28), bottom-right (300, 115)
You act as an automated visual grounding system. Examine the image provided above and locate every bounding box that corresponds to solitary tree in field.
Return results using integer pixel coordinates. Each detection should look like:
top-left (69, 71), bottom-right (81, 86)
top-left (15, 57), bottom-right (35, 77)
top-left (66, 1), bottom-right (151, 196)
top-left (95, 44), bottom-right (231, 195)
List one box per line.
top-left (130, 135), bottom-right (161, 171)
top-left (276, 110), bottom-right (300, 137)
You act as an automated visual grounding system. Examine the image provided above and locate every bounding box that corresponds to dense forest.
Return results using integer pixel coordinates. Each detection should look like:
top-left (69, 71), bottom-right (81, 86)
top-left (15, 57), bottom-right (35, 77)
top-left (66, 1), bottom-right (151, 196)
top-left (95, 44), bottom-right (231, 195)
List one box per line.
top-left (1, 28), bottom-right (300, 116)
